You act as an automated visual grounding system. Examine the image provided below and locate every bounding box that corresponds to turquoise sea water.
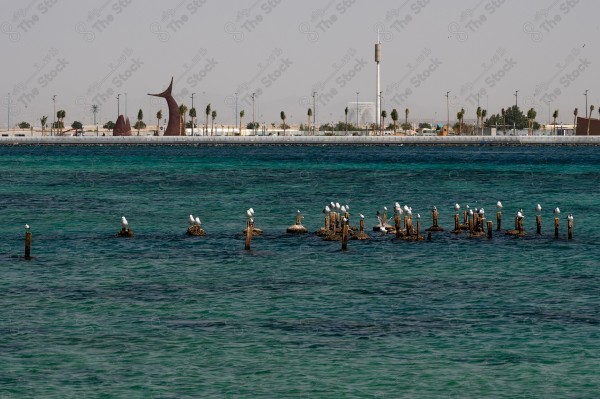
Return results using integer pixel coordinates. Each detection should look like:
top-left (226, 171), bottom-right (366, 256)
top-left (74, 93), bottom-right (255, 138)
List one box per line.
top-left (0, 145), bottom-right (598, 398)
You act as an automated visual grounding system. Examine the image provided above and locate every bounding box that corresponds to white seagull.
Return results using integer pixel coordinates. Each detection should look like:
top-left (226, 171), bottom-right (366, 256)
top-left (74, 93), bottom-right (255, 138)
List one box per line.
top-left (454, 203), bottom-right (460, 212)
top-left (249, 208), bottom-right (255, 216)
top-left (188, 214), bottom-right (195, 226)
top-left (324, 205), bottom-right (331, 213)
top-left (121, 216), bottom-right (128, 229)
top-left (468, 209), bottom-right (473, 216)
top-left (195, 217), bottom-right (201, 226)
top-left (517, 210), bottom-right (524, 219)
top-left (246, 209), bottom-right (253, 218)
top-left (403, 205), bottom-right (409, 212)
top-left (340, 205), bottom-right (347, 213)
top-left (535, 204), bottom-right (542, 213)
top-left (554, 207), bottom-right (560, 215)
top-left (479, 208), bottom-right (485, 215)
top-left (345, 205), bottom-right (350, 211)
top-left (567, 213), bottom-right (574, 221)
top-left (417, 213), bottom-right (421, 219)
top-left (497, 201), bottom-right (503, 209)
top-left (25, 224), bottom-right (30, 230)
top-left (395, 202), bottom-right (401, 209)
top-left (335, 202), bottom-right (341, 210)
top-left (359, 213), bottom-right (365, 220)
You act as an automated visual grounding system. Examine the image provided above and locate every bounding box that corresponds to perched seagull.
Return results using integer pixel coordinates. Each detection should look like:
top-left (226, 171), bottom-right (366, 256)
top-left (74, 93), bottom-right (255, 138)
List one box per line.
top-left (383, 206), bottom-right (388, 212)
top-left (335, 202), bottom-right (341, 210)
top-left (432, 206), bottom-right (437, 211)
top-left (554, 207), bottom-right (561, 215)
top-left (340, 205), bottom-right (347, 213)
top-left (379, 224), bottom-right (387, 233)
top-left (189, 214), bottom-right (195, 226)
top-left (479, 208), bottom-right (485, 215)
top-left (246, 209), bottom-right (253, 218)
top-left (342, 217), bottom-right (348, 224)
top-left (121, 216), bottom-right (129, 229)
top-left (359, 213), bottom-right (365, 220)
top-left (25, 224), bottom-right (30, 231)
top-left (407, 208), bottom-right (413, 216)
top-left (454, 203), bottom-right (460, 212)
top-left (497, 201), bottom-right (503, 209)
top-left (195, 217), bottom-right (201, 226)
top-left (417, 213), bottom-right (421, 219)
top-left (297, 209), bottom-right (301, 214)
top-left (395, 202), bottom-right (401, 209)
top-left (536, 204), bottom-right (542, 213)
top-left (403, 205), bottom-right (409, 212)
top-left (324, 205), bottom-right (331, 213)
top-left (567, 213), bottom-right (574, 221)
top-left (330, 201), bottom-right (335, 208)
top-left (249, 208), bottom-right (255, 216)
top-left (517, 210), bottom-right (524, 219)
top-left (468, 209), bottom-right (473, 216)
top-left (345, 205), bottom-right (350, 211)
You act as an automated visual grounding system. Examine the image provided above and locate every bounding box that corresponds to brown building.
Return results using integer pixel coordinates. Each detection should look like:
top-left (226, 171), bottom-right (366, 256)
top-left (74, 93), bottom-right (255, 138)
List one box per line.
top-left (575, 117), bottom-right (600, 135)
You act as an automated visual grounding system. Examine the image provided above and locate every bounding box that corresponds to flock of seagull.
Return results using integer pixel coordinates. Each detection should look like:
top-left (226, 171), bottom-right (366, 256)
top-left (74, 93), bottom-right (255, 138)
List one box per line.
top-left (109, 200), bottom-right (573, 238)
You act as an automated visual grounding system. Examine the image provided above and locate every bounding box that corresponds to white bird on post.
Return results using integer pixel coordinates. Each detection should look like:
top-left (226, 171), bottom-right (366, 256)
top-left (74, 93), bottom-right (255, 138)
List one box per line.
top-left (121, 216), bottom-right (129, 229)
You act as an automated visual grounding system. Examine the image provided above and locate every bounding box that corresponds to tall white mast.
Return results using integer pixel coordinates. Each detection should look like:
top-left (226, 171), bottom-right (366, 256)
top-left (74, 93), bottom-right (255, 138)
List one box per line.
top-left (375, 31), bottom-right (381, 131)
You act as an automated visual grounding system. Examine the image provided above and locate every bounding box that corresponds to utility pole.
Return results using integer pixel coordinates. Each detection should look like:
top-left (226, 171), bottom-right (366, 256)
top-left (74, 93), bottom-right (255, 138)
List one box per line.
top-left (446, 91), bottom-right (450, 134)
top-left (584, 89), bottom-right (589, 117)
top-left (514, 90), bottom-right (519, 134)
top-left (312, 92), bottom-right (317, 135)
top-left (52, 95), bottom-right (56, 136)
top-left (251, 92), bottom-right (256, 135)
top-left (116, 94), bottom-right (120, 118)
top-left (356, 91), bottom-right (360, 131)
top-left (235, 92), bottom-right (238, 134)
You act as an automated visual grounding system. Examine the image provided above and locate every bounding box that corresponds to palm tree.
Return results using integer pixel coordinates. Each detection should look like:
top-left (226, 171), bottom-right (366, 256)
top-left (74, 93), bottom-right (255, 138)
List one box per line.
top-left (391, 109), bottom-right (398, 134)
top-left (501, 108), bottom-right (506, 135)
top-left (56, 110), bottom-right (66, 135)
top-left (178, 104), bottom-right (188, 136)
top-left (189, 107), bottom-right (197, 135)
top-left (526, 108), bottom-right (536, 136)
top-left (205, 104), bottom-right (211, 135)
top-left (307, 108), bottom-right (312, 135)
top-left (404, 108), bottom-right (410, 125)
top-left (456, 108), bottom-right (464, 135)
top-left (552, 109), bottom-right (559, 135)
top-left (239, 110), bottom-right (245, 135)
top-left (136, 109), bottom-right (144, 136)
top-left (156, 110), bottom-right (162, 135)
top-left (481, 109), bottom-right (487, 135)
top-left (588, 105), bottom-right (594, 135)
top-left (573, 108), bottom-right (578, 132)
top-left (211, 110), bottom-right (217, 135)
top-left (40, 115), bottom-right (47, 136)
top-left (381, 110), bottom-right (387, 135)
top-left (91, 104), bottom-right (99, 135)
top-left (476, 106), bottom-right (482, 136)
top-left (280, 111), bottom-right (286, 135)
top-left (344, 106), bottom-right (348, 135)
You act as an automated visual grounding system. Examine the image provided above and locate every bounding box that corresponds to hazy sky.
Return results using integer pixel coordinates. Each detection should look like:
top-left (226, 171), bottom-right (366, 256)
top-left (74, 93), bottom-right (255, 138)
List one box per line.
top-left (1, 0), bottom-right (598, 127)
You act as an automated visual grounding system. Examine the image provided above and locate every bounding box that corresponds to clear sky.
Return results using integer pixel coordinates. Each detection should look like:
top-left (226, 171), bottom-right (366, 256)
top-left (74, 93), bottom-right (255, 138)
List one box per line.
top-left (1, 0), bottom-right (598, 127)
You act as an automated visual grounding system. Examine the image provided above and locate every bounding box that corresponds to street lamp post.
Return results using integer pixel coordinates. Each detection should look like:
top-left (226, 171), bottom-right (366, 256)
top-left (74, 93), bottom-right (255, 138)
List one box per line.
top-left (52, 95), bottom-right (56, 136)
top-left (312, 92), bottom-right (317, 135)
top-left (584, 89), bottom-right (589, 117)
top-left (191, 92), bottom-right (195, 136)
top-left (514, 90), bottom-right (519, 134)
top-left (7, 93), bottom-right (10, 133)
top-left (235, 92), bottom-right (238, 134)
top-left (356, 91), bottom-right (359, 132)
top-left (251, 92), bottom-right (256, 135)
top-left (116, 94), bottom-right (120, 118)
top-left (446, 91), bottom-right (450, 134)
top-left (124, 92), bottom-right (127, 119)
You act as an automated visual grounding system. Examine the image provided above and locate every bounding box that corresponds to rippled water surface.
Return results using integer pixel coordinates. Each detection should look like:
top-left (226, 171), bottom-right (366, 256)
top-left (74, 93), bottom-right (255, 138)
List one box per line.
top-left (1, 145), bottom-right (598, 398)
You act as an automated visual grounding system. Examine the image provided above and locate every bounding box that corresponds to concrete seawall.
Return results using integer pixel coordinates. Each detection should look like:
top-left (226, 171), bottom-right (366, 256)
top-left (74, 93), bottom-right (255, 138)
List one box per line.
top-left (1, 135), bottom-right (599, 146)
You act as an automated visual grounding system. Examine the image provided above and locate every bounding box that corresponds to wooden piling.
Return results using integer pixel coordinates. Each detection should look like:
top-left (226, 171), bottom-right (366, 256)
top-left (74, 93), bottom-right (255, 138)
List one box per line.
top-left (416, 218), bottom-right (421, 238)
top-left (341, 219), bottom-right (349, 250)
top-left (245, 220), bottom-right (254, 250)
top-left (432, 209), bottom-right (439, 227)
top-left (567, 219), bottom-right (573, 240)
top-left (518, 218), bottom-right (524, 235)
top-left (427, 232), bottom-right (432, 241)
top-left (469, 219), bottom-right (474, 237)
top-left (536, 215), bottom-right (542, 235)
top-left (454, 214), bottom-right (460, 232)
top-left (359, 219), bottom-right (365, 235)
top-left (394, 214), bottom-right (401, 239)
top-left (496, 211), bottom-right (502, 231)
top-left (24, 230), bottom-right (32, 260)
top-left (554, 218), bottom-right (559, 239)
top-left (487, 221), bottom-right (492, 238)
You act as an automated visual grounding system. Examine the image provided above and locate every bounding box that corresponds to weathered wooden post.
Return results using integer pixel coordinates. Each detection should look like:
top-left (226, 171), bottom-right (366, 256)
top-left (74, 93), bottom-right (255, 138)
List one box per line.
top-left (554, 208), bottom-right (560, 239)
top-left (567, 214), bottom-right (573, 240)
top-left (454, 213), bottom-right (460, 232)
top-left (432, 206), bottom-right (439, 227)
top-left (394, 212), bottom-right (401, 239)
top-left (245, 220), bottom-right (253, 250)
top-left (496, 201), bottom-right (503, 231)
top-left (487, 220), bottom-right (493, 238)
top-left (416, 214), bottom-right (421, 238)
top-left (536, 215), bottom-right (542, 235)
top-left (469, 218), bottom-right (474, 237)
top-left (24, 224), bottom-right (32, 260)
top-left (341, 217), bottom-right (349, 250)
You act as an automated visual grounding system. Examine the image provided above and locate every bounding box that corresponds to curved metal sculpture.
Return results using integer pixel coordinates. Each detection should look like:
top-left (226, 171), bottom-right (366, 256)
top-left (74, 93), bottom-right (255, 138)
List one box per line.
top-left (148, 77), bottom-right (181, 136)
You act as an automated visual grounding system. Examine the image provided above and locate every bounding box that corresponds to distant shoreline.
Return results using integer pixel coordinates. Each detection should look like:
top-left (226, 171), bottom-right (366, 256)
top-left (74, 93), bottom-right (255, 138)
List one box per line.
top-left (1, 135), bottom-right (599, 146)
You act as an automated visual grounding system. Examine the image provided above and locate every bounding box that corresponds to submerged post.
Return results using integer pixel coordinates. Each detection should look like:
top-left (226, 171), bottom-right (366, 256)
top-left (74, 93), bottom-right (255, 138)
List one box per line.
top-left (341, 218), bottom-right (349, 250)
top-left (24, 224), bottom-right (32, 260)
top-left (245, 220), bottom-right (253, 250)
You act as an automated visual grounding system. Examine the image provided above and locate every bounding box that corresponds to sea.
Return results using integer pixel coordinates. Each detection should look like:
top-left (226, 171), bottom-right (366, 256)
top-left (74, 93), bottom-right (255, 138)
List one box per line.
top-left (0, 145), bottom-right (598, 398)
